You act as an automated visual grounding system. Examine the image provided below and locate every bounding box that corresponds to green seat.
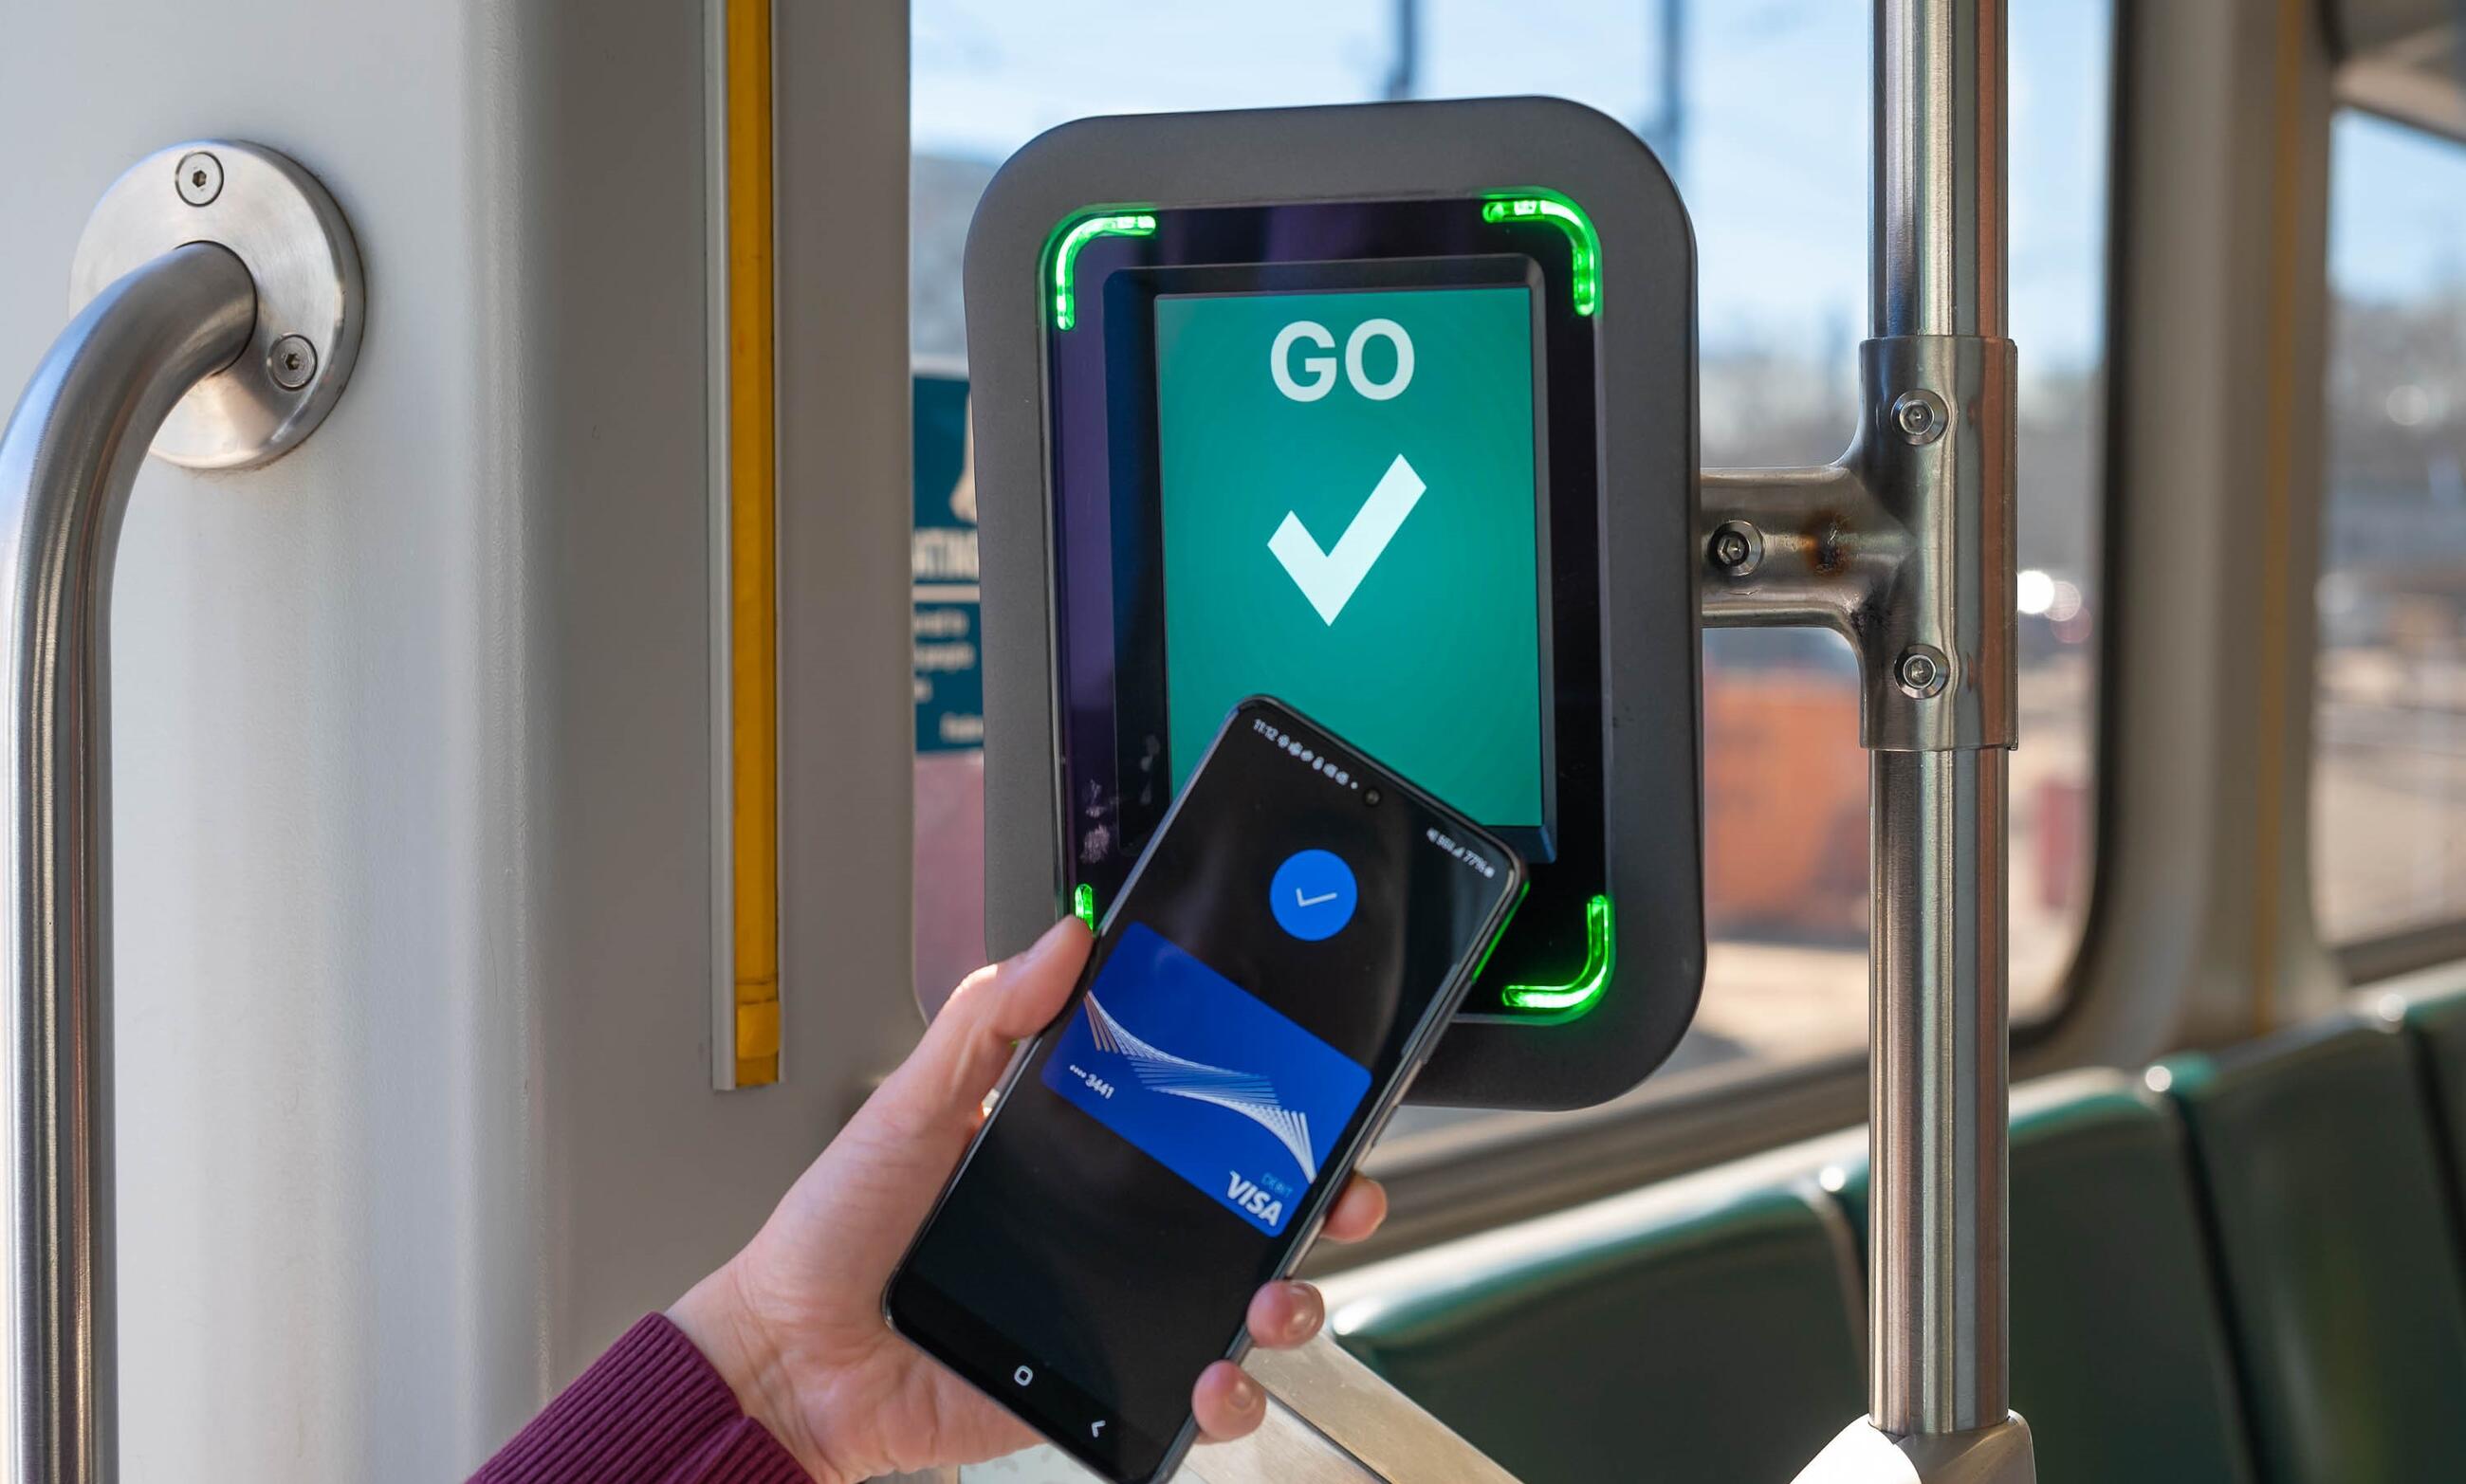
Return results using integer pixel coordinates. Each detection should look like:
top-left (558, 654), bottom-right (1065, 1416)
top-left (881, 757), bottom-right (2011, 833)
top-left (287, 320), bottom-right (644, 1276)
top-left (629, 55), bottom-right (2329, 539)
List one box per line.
top-left (2400, 987), bottom-right (2466, 1213)
top-left (2162, 1017), bottom-right (2466, 1483)
top-left (1326, 1180), bottom-right (1862, 1484)
top-left (1830, 1072), bottom-right (2254, 1484)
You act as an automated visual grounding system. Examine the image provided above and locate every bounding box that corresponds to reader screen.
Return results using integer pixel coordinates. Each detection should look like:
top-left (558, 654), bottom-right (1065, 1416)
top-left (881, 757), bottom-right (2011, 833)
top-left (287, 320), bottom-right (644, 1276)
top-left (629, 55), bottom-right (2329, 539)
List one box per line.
top-left (1153, 286), bottom-right (1550, 828)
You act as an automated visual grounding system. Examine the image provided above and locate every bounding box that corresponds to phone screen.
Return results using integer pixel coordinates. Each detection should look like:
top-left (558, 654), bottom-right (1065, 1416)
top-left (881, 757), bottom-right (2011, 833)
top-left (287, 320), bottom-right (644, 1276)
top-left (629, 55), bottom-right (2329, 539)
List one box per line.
top-left (887, 699), bottom-right (1522, 1482)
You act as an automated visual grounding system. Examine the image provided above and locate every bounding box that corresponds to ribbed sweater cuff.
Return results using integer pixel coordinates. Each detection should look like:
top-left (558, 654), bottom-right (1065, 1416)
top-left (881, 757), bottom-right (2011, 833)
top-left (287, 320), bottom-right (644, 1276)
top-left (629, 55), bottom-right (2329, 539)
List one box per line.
top-left (470, 1314), bottom-right (810, 1484)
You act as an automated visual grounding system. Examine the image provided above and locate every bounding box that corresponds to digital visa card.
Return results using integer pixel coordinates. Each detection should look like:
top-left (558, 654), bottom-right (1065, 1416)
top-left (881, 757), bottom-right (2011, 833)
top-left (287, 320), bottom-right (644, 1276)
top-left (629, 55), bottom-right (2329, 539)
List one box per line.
top-left (1042, 924), bottom-right (1372, 1235)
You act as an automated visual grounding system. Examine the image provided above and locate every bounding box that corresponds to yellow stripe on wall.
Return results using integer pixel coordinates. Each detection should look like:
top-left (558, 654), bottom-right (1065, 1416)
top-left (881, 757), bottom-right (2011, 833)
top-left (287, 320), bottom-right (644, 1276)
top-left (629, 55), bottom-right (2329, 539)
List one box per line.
top-left (727, 0), bottom-right (781, 1087)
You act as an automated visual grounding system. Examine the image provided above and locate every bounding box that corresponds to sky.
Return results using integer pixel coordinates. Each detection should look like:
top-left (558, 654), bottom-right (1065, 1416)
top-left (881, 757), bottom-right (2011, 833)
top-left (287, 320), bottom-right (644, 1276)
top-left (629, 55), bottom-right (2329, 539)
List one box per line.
top-left (2331, 110), bottom-right (2466, 304)
top-left (911, 0), bottom-right (2116, 373)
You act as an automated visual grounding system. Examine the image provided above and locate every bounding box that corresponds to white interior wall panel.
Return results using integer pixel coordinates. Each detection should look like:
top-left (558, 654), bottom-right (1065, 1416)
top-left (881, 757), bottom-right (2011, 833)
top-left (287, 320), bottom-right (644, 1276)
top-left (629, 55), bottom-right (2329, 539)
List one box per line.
top-left (0, 3), bottom-right (914, 1476)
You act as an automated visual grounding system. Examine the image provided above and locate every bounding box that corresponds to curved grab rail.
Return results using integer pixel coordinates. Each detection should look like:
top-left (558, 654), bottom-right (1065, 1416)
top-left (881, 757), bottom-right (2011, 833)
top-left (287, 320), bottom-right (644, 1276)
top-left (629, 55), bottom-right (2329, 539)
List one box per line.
top-left (0, 138), bottom-right (360, 1484)
top-left (0, 241), bottom-right (253, 1484)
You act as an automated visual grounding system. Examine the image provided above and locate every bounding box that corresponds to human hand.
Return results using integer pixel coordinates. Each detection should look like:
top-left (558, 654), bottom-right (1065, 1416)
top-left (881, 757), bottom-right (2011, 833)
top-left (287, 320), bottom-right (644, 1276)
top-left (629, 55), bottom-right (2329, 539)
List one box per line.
top-left (668, 916), bottom-right (1390, 1483)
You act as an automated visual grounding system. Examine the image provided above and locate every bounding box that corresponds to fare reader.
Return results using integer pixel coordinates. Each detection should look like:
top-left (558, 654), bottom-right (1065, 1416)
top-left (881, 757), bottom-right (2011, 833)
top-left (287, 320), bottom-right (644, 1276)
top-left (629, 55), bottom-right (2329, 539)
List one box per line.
top-left (971, 99), bottom-right (1702, 1109)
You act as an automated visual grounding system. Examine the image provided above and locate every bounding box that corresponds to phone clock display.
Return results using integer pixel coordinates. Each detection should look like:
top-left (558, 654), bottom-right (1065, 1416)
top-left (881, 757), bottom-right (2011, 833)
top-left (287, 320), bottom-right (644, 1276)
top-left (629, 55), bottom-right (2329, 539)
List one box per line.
top-left (1250, 715), bottom-right (1360, 791)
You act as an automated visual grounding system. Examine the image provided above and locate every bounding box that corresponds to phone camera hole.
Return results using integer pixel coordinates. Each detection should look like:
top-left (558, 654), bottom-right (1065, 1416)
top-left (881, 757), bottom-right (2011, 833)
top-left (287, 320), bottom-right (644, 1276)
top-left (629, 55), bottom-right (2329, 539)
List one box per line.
top-left (1364, 788), bottom-right (1383, 807)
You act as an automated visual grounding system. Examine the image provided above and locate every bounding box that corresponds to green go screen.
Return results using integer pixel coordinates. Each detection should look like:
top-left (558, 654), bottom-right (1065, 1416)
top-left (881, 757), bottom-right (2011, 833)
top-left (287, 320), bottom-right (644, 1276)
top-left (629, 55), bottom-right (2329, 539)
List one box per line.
top-left (1154, 285), bottom-right (1549, 829)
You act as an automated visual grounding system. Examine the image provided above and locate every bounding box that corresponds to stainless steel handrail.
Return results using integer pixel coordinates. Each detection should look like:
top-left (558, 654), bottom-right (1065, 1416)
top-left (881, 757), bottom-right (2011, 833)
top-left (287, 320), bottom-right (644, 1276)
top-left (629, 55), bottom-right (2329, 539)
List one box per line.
top-left (1867, 0), bottom-right (2013, 1439)
top-left (1, 137), bottom-right (360, 1484)
top-left (0, 243), bottom-right (254, 1484)
top-left (1705, 2), bottom-right (2033, 1479)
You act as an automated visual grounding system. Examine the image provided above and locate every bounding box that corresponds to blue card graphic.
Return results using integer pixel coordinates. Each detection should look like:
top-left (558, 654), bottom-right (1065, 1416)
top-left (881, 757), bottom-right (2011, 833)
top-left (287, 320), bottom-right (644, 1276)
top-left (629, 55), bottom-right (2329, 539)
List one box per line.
top-left (1043, 923), bottom-right (1372, 1235)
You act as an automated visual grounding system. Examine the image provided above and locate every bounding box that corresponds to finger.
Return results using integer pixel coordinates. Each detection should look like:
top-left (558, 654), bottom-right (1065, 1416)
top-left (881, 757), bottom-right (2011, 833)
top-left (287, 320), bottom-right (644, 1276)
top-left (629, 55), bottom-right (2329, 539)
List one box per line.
top-left (867, 916), bottom-right (1090, 1146)
top-left (1245, 1280), bottom-right (1325, 1350)
top-left (1320, 1175), bottom-right (1389, 1243)
top-left (1190, 1361), bottom-right (1267, 1442)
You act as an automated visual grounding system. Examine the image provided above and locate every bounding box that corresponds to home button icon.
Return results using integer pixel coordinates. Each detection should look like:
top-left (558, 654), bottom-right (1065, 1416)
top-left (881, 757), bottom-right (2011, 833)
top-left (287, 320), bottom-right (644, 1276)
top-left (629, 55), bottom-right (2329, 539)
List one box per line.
top-left (1013, 1365), bottom-right (1034, 1387)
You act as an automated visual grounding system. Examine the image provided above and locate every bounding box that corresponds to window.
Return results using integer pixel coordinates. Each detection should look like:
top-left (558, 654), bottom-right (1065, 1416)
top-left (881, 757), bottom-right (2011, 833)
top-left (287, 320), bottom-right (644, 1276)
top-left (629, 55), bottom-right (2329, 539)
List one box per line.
top-left (911, 0), bottom-right (2110, 1102)
top-left (2315, 111), bottom-right (2466, 948)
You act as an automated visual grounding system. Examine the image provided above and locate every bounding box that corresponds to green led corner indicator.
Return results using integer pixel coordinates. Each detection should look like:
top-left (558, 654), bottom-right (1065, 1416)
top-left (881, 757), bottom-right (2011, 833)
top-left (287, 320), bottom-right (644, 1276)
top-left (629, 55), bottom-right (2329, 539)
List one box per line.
top-left (1047, 211), bottom-right (1159, 330)
top-left (1500, 894), bottom-right (1615, 1017)
top-left (1481, 192), bottom-right (1601, 316)
top-left (1072, 883), bottom-right (1097, 931)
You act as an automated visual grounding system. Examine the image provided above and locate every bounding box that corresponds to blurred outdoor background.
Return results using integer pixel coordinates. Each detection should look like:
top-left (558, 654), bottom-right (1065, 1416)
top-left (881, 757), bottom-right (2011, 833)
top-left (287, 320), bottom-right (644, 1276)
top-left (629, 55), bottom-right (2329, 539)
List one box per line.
top-left (904, 0), bottom-right (2466, 1113)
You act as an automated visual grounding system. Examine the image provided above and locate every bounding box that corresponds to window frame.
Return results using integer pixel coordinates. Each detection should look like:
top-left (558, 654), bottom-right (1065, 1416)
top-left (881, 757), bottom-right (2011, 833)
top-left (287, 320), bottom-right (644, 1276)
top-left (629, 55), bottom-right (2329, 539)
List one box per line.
top-left (1333, 0), bottom-right (2132, 1263)
top-left (901, 0), bottom-right (2129, 1266)
top-left (2312, 98), bottom-right (2466, 979)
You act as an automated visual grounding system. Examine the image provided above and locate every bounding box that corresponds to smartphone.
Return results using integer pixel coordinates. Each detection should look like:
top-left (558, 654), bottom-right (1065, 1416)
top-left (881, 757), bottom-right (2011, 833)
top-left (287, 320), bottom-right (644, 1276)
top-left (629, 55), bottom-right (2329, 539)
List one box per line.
top-left (885, 697), bottom-right (1525, 1483)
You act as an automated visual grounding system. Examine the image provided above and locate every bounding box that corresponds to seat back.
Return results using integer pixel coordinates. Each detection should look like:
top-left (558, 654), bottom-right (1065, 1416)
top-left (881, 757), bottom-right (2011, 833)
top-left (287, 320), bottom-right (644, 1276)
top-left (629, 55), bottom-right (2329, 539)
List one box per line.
top-left (2401, 987), bottom-right (2466, 1221)
top-left (1998, 1075), bottom-right (2254, 1483)
top-left (2162, 1017), bottom-right (2466, 1483)
top-left (1325, 1166), bottom-right (1863, 1484)
top-left (1828, 1070), bottom-right (2254, 1484)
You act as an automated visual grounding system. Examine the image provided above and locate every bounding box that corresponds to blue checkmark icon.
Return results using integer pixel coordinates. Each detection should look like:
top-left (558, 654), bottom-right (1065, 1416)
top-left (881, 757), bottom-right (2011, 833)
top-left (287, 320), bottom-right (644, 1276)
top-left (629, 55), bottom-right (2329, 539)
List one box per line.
top-left (1270, 850), bottom-right (1358, 942)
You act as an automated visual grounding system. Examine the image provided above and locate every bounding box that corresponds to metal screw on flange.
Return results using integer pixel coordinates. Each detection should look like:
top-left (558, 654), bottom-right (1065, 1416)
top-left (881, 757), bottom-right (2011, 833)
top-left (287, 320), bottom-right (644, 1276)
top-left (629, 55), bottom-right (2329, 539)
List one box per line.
top-left (1708, 520), bottom-right (1764, 577)
top-left (267, 335), bottom-right (318, 391)
top-left (175, 151), bottom-right (224, 207)
top-left (1891, 389), bottom-right (1947, 445)
top-left (1896, 645), bottom-right (1950, 698)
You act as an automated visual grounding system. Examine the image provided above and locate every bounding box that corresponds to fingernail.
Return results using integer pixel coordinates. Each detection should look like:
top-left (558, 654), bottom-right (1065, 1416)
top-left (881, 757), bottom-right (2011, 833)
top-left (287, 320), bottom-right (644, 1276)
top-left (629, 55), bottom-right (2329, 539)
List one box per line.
top-left (1285, 1284), bottom-right (1324, 1341)
top-left (1226, 1370), bottom-right (1261, 1414)
top-left (1029, 914), bottom-right (1084, 957)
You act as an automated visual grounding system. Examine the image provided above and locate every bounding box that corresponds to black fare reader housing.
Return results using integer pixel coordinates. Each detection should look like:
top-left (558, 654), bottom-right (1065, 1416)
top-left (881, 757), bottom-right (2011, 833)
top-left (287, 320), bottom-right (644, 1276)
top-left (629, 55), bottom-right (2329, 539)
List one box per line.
top-left (968, 98), bottom-right (1703, 1110)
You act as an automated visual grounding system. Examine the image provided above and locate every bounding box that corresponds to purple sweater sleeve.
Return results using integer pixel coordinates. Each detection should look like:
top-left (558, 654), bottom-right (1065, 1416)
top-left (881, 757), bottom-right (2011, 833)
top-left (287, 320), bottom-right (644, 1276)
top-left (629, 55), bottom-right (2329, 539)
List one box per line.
top-left (470, 1314), bottom-right (812, 1484)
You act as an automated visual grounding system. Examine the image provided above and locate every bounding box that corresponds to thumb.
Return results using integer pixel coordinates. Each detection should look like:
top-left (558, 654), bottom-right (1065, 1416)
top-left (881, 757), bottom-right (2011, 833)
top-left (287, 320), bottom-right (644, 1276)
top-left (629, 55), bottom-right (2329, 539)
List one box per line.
top-left (867, 914), bottom-right (1091, 1152)
top-left (727, 916), bottom-right (1093, 1347)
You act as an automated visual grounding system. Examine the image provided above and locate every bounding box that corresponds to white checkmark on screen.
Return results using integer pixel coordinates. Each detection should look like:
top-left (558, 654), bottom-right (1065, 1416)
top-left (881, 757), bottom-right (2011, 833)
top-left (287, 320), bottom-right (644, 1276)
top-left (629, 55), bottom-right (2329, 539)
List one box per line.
top-left (1267, 453), bottom-right (1427, 625)
top-left (1295, 889), bottom-right (1339, 907)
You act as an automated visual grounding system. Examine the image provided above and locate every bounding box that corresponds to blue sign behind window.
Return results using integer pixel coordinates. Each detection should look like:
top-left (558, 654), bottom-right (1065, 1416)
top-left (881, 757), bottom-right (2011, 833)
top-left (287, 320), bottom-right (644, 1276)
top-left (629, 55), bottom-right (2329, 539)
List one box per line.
top-left (913, 374), bottom-right (982, 752)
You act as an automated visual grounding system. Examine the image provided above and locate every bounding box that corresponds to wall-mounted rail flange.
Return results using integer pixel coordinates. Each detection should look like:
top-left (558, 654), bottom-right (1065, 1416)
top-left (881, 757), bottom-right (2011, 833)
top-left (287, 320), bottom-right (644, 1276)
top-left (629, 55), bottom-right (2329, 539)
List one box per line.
top-left (68, 139), bottom-right (364, 469)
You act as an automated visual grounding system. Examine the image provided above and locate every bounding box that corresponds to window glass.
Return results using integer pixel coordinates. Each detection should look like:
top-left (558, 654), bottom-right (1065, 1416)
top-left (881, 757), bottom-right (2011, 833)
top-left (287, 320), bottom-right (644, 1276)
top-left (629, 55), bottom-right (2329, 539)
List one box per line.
top-left (2316, 111), bottom-right (2466, 946)
top-left (911, 0), bottom-right (2109, 1108)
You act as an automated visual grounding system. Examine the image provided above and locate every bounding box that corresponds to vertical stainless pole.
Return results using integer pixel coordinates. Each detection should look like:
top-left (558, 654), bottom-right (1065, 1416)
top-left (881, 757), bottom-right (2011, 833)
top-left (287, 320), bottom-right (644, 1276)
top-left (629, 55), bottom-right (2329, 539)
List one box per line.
top-left (1707, 5), bottom-right (2025, 1474)
top-left (1872, 0), bottom-right (2004, 344)
top-left (1868, 750), bottom-right (2009, 1433)
top-left (1868, 0), bottom-right (2010, 1440)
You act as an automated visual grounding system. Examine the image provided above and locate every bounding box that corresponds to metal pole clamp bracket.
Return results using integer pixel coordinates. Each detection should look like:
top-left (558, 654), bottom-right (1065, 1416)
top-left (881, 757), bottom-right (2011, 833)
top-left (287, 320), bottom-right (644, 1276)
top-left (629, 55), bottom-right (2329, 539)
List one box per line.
top-left (1701, 335), bottom-right (2017, 755)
